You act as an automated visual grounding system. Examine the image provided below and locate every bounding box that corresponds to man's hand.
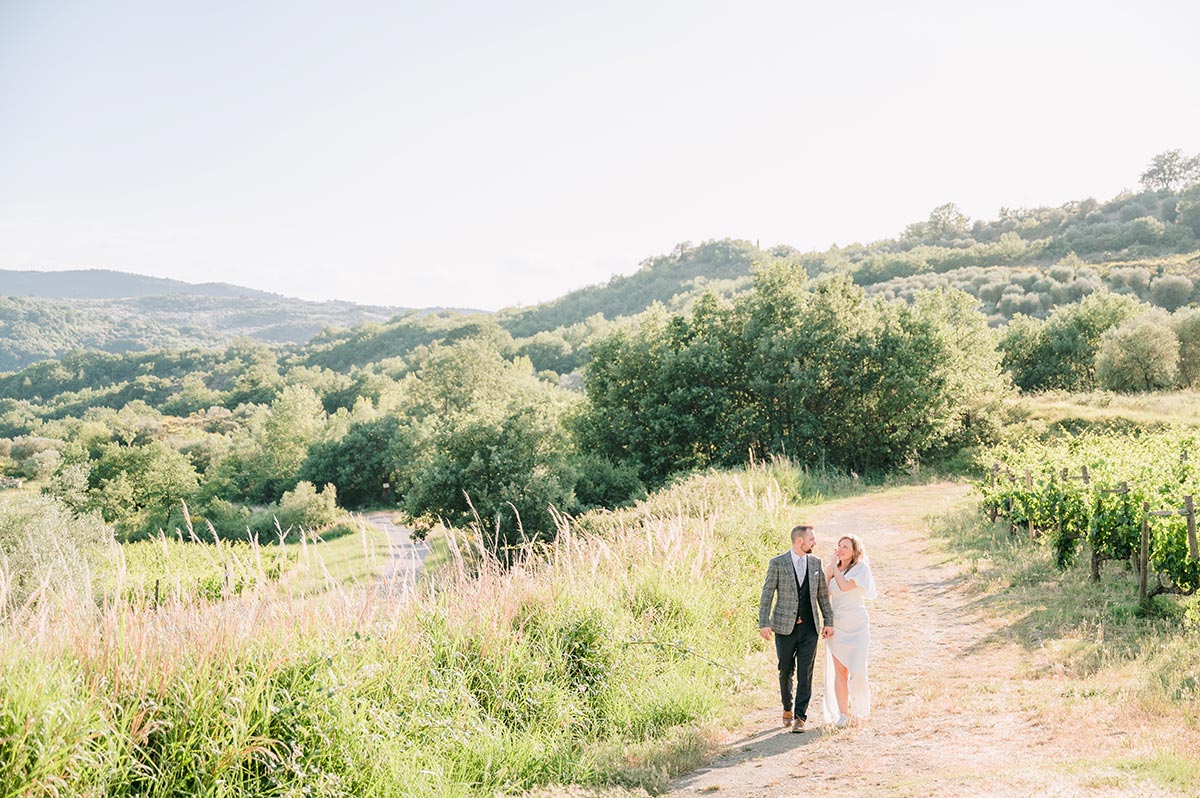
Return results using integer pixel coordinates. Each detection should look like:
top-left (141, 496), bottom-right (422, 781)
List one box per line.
top-left (821, 626), bottom-right (834, 639)
top-left (759, 626), bottom-right (772, 641)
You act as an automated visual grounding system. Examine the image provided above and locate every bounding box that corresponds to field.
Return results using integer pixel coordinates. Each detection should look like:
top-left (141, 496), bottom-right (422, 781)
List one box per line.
top-left (2, 462), bottom-right (865, 796)
top-left (1013, 389), bottom-right (1200, 430)
top-left (115, 517), bottom-right (391, 600)
top-left (4, 459), bottom-right (1200, 797)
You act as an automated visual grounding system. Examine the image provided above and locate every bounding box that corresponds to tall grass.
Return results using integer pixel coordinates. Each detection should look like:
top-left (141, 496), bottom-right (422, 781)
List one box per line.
top-left (1, 461), bottom-right (813, 797)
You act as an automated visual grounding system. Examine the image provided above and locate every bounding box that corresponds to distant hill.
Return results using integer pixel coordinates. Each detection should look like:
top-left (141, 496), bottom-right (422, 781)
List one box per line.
top-left (3, 180), bottom-right (1198, 375)
top-left (0, 266), bottom-right (428, 371)
top-left (0, 293), bottom-right (413, 372)
top-left (278, 187), bottom-right (1200, 375)
top-left (503, 186), bottom-right (1200, 336)
top-left (500, 239), bottom-right (770, 337)
top-left (0, 268), bottom-right (282, 301)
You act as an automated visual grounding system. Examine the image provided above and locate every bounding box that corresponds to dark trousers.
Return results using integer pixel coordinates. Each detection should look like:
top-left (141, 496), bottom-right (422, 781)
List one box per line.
top-left (775, 622), bottom-right (819, 719)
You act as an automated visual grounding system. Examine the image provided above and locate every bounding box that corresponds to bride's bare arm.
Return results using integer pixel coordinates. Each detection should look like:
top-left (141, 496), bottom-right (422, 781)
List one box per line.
top-left (831, 566), bottom-right (858, 591)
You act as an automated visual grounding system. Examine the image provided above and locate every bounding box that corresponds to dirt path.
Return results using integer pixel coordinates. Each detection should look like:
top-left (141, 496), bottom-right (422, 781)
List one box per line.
top-left (365, 512), bottom-right (428, 594)
top-left (663, 482), bottom-right (1191, 798)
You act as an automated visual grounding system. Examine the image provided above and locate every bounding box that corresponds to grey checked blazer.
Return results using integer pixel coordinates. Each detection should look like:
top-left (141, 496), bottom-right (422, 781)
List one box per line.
top-left (758, 552), bottom-right (834, 634)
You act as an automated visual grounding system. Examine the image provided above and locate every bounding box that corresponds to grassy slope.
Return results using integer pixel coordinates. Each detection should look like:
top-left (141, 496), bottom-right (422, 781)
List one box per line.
top-left (1012, 389), bottom-right (1200, 430)
top-left (6, 458), bottom-right (1198, 796)
top-left (1, 461), bottom-right (859, 797)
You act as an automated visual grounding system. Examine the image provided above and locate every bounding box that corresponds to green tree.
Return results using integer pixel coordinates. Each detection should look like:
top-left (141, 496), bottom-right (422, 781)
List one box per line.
top-left (44, 461), bottom-right (90, 514)
top-left (1095, 311), bottom-right (1180, 391)
top-left (1000, 292), bottom-right (1143, 391)
top-left (1139, 149), bottom-right (1200, 192)
top-left (262, 384), bottom-right (326, 486)
top-left (926, 202), bottom-right (972, 238)
top-left (1176, 186), bottom-right (1200, 237)
top-left (1171, 308), bottom-right (1200, 388)
top-left (999, 314), bottom-right (1049, 391)
top-left (278, 481), bottom-right (339, 531)
top-left (412, 339), bottom-right (524, 418)
top-left (162, 373), bottom-right (222, 415)
top-left (514, 331), bottom-right (577, 374)
top-left (401, 340), bottom-right (579, 550)
top-left (575, 296), bottom-right (746, 485)
top-left (88, 440), bottom-right (200, 537)
top-left (405, 402), bottom-right (574, 553)
top-left (571, 454), bottom-right (646, 511)
top-left (1128, 216), bottom-right (1166, 245)
top-left (206, 385), bottom-right (327, 504)
top-left (1149, 274), bottom-right (1195, 312)
top-left (580, 268), bottom-right (1007, 479)
top-left (911, 288), bottom-right (1010, 450)
top-left (299, 415), bottom-right (414, 508)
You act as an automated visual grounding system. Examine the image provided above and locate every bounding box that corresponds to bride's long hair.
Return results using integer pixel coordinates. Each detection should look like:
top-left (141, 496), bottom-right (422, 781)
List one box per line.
top-left (838, 534), bottom-right (866, 572)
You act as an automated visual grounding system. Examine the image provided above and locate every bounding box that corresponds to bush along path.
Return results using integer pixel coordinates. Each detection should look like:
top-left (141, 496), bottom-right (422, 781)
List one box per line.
top-left (662, 482), bottom-right (1200, 798)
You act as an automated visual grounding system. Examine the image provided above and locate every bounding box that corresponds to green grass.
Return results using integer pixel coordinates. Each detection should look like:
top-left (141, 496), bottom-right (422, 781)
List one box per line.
top-left (1014, 389), bottom-right (1200, 433)
top-left (279, 518), bottom-right (390, 592)
top-left (113, 515), bottom-right (390, 602)
top-left (1, 459), bottom-right (841, 797)
top-left (930, 503), bottom-right (1200, 701)
top-left (1112, 752), bottom-right (1200, 790)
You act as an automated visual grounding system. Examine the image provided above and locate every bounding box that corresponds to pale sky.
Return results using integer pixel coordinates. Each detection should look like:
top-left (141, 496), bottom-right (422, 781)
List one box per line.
top-left (2, 1), bottom-right (1197, 311)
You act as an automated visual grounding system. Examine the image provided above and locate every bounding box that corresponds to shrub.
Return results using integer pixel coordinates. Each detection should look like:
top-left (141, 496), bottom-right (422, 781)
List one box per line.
top-left (572, 455), bottom-right (647, 511)
top-left (277, 481), bottom-right (339, 532)
top-left (1095, 311), bottom-right (1180, 391)
top-left (1150, 274), bottom-right (1195, 312)
top-left (0, 493), bottom-right (115, 609)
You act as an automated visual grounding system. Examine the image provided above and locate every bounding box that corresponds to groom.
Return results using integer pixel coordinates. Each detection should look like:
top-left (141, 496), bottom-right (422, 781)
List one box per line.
top-left (758, 523), bottom-right (834, 733)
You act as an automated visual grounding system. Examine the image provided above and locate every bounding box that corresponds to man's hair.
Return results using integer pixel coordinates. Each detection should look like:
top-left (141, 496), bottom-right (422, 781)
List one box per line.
top-left (789, 524), bottom-right (814, 542)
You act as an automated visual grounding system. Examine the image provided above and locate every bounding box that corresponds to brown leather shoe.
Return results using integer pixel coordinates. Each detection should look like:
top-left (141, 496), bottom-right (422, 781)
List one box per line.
top-left (781, 710), bottom-right (793, 727)
top-left (790, 717), bottom-right (807, 733)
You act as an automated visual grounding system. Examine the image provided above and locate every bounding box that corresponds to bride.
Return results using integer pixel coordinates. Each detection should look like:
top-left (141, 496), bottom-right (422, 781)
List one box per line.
top-left (823, 534), bottom-right (877, 727)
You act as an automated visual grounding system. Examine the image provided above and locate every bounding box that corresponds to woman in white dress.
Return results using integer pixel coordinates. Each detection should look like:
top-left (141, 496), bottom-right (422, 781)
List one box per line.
top-left (823, 534), bottom-right (877, 727)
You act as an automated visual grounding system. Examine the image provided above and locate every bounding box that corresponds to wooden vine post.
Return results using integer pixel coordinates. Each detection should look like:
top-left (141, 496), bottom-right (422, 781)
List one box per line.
top-left (988, 465), bottom-right (999, 522)
top-left (1143, 495), bottom-right (1197, 602)
top-left (1140, 502), bottom-right (1151, 604)
top-left (1004, 468), bottom-right (1016, 531)
top-left (1024, 468), bottom-right (1034, 540)
top-left (1186, 495), bottom-right (1198, 560)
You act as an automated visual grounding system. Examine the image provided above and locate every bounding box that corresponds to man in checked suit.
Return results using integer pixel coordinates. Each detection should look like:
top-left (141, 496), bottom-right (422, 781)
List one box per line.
top-left (758, 523), bottom-right (834, 733)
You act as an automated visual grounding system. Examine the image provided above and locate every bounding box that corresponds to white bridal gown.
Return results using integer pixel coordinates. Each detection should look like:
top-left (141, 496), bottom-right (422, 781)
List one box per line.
top-left (823, 559), bottom-right (877, 723)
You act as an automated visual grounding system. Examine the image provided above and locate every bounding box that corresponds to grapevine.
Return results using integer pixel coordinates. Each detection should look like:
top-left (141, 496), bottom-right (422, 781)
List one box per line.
top-left (979, 429), bottom-right (1200, 600)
